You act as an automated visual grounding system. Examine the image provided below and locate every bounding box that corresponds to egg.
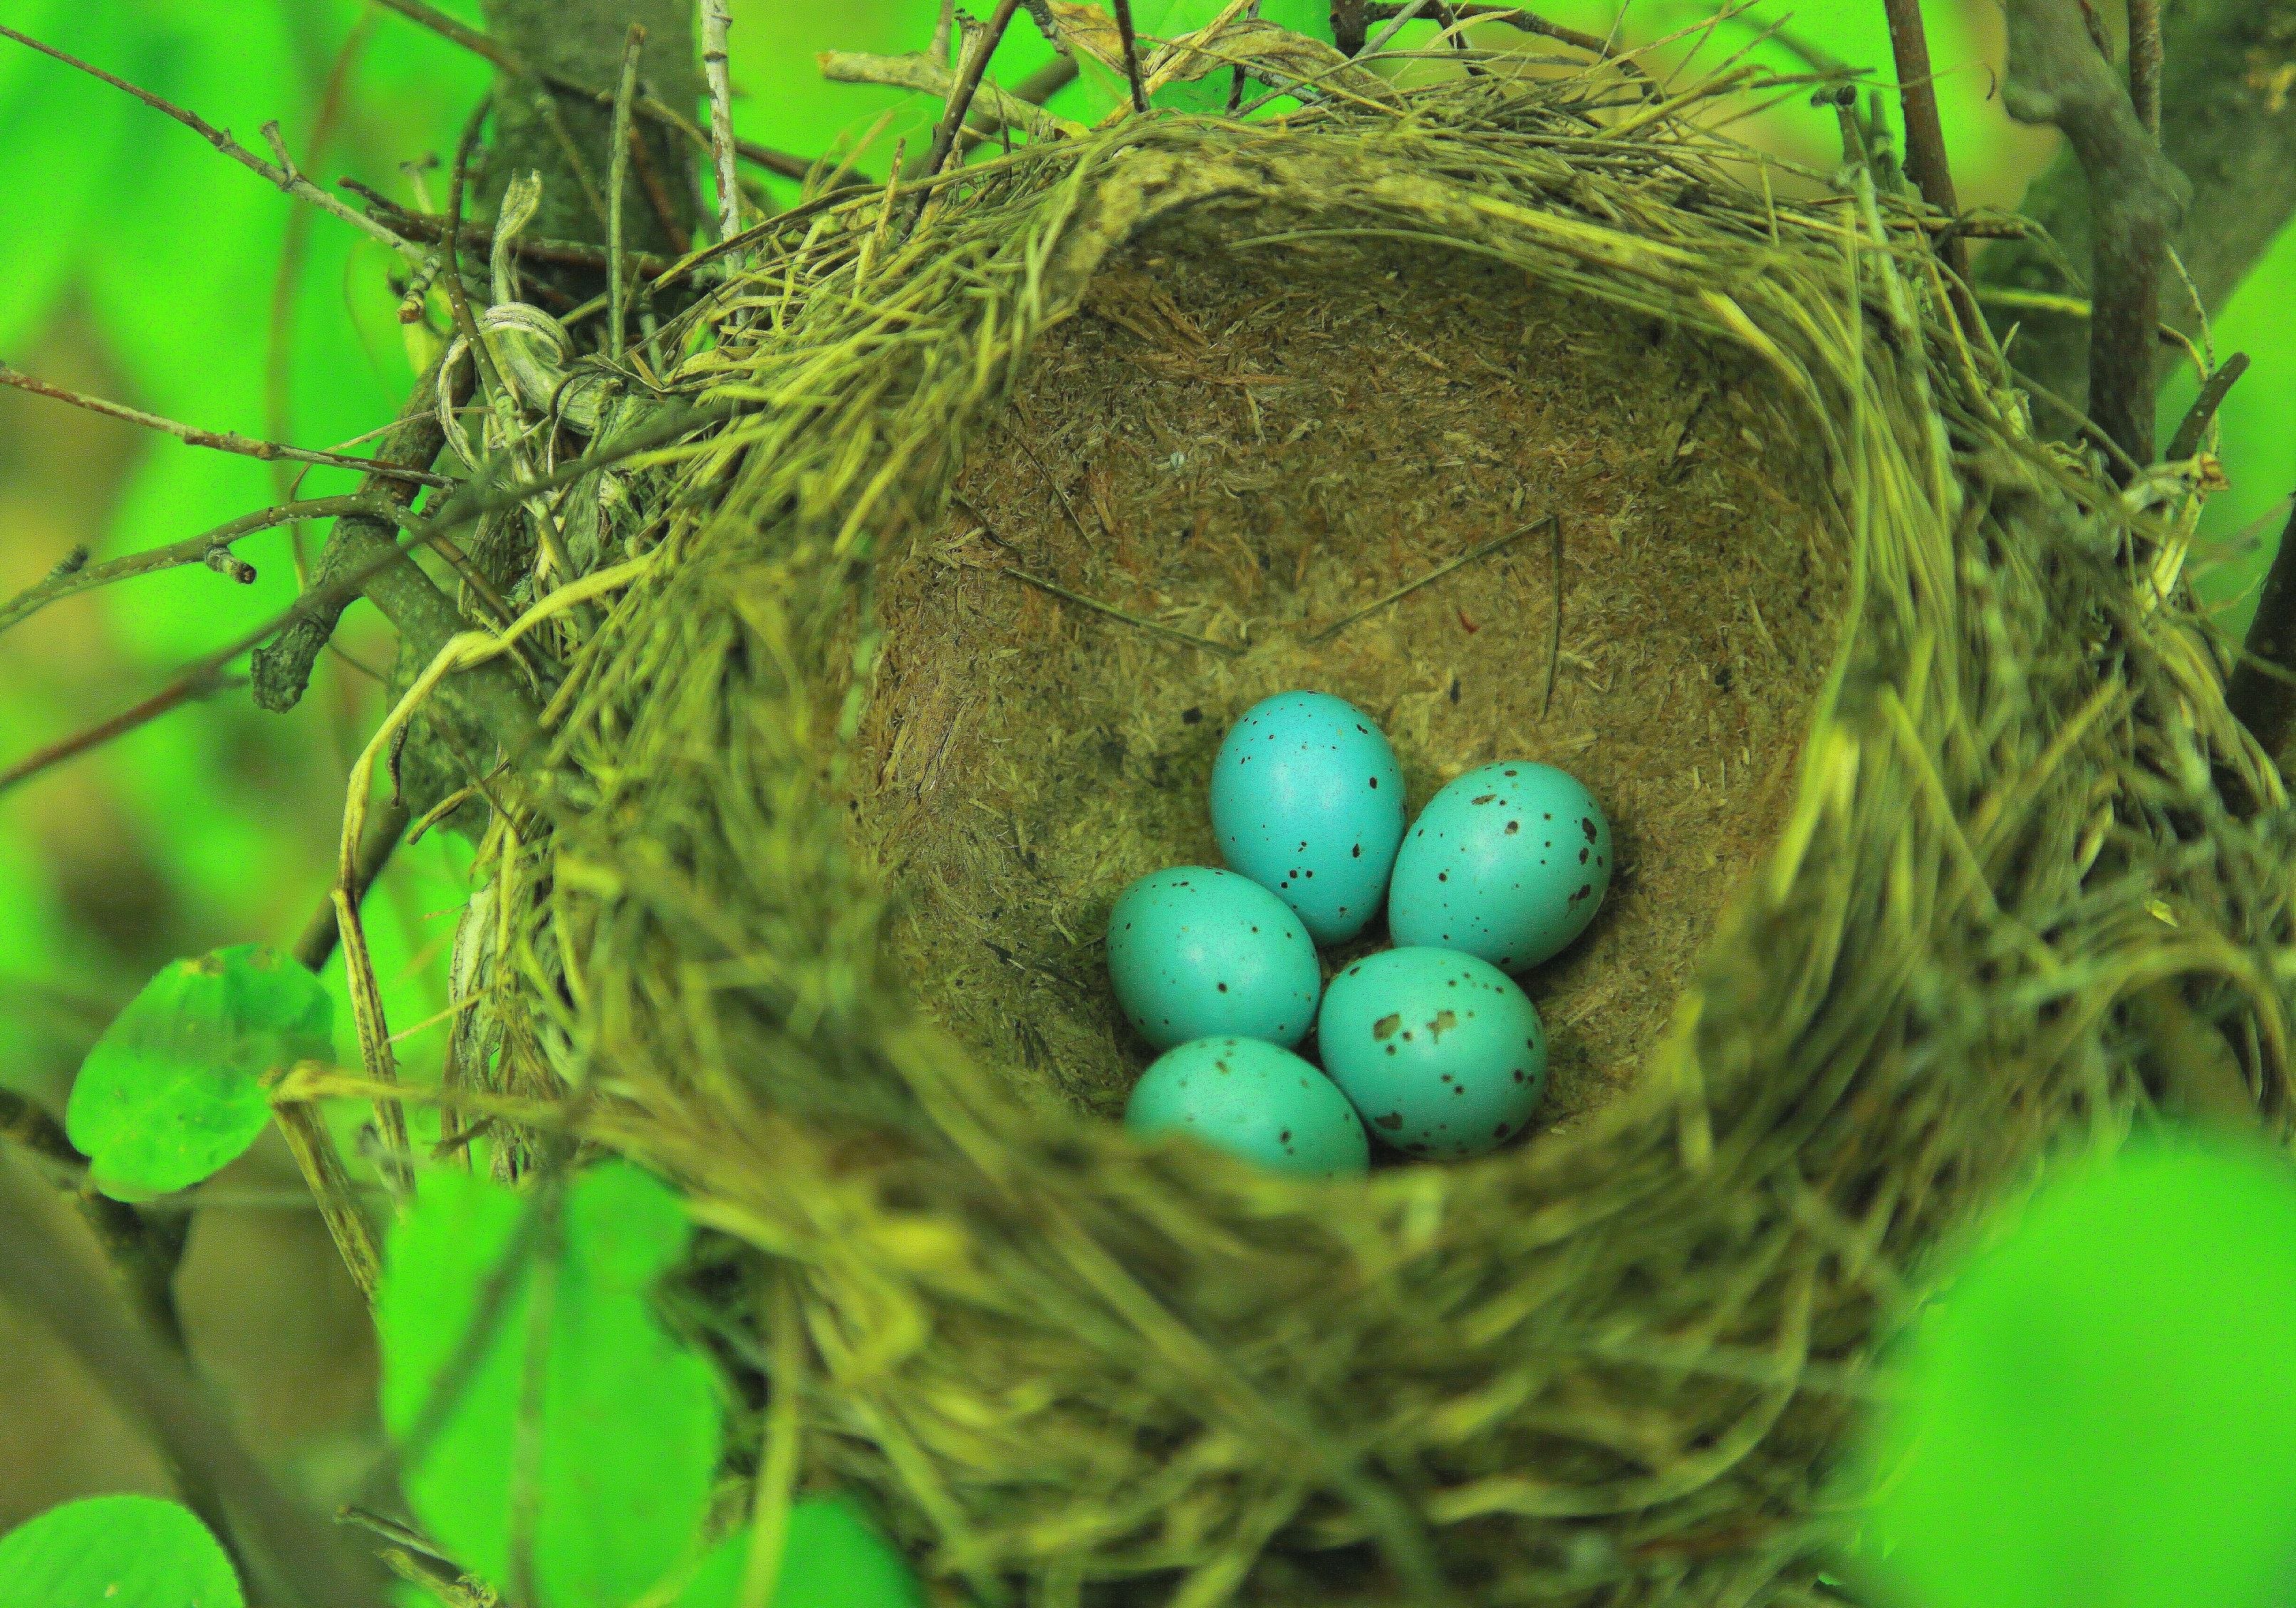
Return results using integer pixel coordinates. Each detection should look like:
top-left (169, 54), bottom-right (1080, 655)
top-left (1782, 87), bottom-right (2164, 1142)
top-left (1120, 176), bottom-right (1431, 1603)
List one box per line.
top-left (1208, 691), bottom-right (1406, 944)
top-left (1316, 948), bottom-right (1548, 1160)
top-left (1106, 867), bottom-right (1321, 1049)
top-left (1123, 1037), bottom-right (1371, 1176)
top-left (1386, 762), bottom-right (1612, 972)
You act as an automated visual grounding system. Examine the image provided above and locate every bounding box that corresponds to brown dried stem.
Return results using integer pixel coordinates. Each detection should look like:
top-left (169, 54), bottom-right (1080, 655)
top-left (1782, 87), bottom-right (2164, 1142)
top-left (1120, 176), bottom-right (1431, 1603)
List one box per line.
top-left (923, 0), bottom-right (1028, 185)
top-left (1881, 0), bottom-right (1978, 336)
top-left (0, 23), bottom-right (424, 266)
top-left (1111, 0), bottom-right (1151, 113)
top-left (0, 362), bottom-right (455, 490)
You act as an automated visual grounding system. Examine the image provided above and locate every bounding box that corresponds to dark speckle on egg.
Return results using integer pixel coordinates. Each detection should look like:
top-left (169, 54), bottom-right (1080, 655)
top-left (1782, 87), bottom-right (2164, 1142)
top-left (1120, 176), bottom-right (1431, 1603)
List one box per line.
top-left (1376, 1112), bottom-right (1404, 1131)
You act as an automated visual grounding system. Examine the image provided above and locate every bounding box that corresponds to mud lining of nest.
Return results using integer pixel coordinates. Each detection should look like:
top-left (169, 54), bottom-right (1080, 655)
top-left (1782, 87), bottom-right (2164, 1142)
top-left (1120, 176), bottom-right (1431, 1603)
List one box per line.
top-left (854, 217), bottom-right (1845, 1135)
top-left (473, 61), bottom-right (2296, 1608)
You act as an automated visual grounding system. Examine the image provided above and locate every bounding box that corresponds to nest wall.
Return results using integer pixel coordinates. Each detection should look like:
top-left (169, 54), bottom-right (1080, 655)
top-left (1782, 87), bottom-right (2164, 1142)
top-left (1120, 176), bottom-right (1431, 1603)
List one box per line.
top-left (472, 66), bottom-right (2296, 1608)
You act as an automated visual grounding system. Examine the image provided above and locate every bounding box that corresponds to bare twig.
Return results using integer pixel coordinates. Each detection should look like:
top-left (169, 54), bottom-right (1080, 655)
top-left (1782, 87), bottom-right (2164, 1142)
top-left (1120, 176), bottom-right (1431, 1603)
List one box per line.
top-left (0, 363), bottom-right (454, 489)
top-left (342, 182), bottom-right (676, 279)
top-left (1111, 0), bottom-right (1150, 113)
top-left (1881, 0), bottom-right (1978, 338)
top-left (2164, 351), bottom-right (2249, 462)
top-left (922, 0), bottom-right (1028, 185)
top-left (607, 24), bottom-right (646, 360)
top-left (2126, 0), bottom-right (2162, 138)
top-left (0, 1150), bottom-right (394, 1608)
top-left (0, 23), bottom-right (425, 266)
top-left (296, 800), bottom-right (413, 972)
top-left (1307, 517), bottom-right (1548, 644)
top-left (2001, 0), bottom-right (2188, 477)
top-left (0, 675), bottom-right (242, 796)
top-left (1002, 569), bottom-right (1241, 657)
top-left (821, 51), bottom-right (1072, 146)
top-left (0, 496), bottom-right (393, 640)
top-left (702, 0), bottom-right (742, 245)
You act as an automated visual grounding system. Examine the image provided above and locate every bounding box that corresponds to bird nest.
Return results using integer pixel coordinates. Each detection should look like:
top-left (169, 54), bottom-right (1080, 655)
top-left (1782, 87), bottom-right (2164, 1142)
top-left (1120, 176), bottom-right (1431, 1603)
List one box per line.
top-left (460, 56), bottom-right (2296, 1608)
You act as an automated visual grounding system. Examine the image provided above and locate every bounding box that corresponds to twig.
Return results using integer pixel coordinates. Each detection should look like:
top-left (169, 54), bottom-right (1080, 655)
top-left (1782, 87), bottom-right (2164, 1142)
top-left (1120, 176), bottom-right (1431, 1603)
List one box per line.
top-left (2164, 351), bottom-right (2249, 462)
top-left (0, 363), bottom-right (455, 490)
top-left (921, 1), bottom-right (1028, 185)
top-left (1306, 517), bottom-right (1547, 644)
top-left (2126, 0), bottom-right (2161, 139)
top-left (1111, 0), bottom-right (1150, 113)
top-left (1881, 0), bottom-right (1978, 338)
top-left (4, 403), bottom-right (720, 799)
top-left (1542, 514), bottom-right (1564, 717)
top-left (957, 56), bottom-right (1079, 157)
top-left (702, 0), bottom-right (742, 245)
top-left (0, 496), bottom-right (393, 640)
top-left (366, 0), bottom-right (817, 182)
top-left (2229, 494), bottom-right (2296, 773)
top-left (0, 1150), bottom-right (393, 1608)
top-left (251, 356), bottom-right (470, 714)
top-left (342, 182), bottom-right (677, 279)
top-left (821, 51), bottom-right (1072, 146)
top-left (623, 114), bottom-right (691, 257)
top-left (2000, 0), bottom-right (2188, 477)
top-left (296, 800), bottom-right (412, 972)
top-left (607, 25), bottom-right (646, 360)
top-left (0, 23), bottom-right (425, 266)
top-left (1363, 0), bottom-right (1435, 56)
top-left (1002, 569), bottom-right (1241, 656)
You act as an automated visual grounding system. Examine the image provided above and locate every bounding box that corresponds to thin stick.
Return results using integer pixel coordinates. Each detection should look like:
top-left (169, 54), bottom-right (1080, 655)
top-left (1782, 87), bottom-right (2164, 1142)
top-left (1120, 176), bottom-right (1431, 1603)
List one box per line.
top-left (0, 402), bottom-right (720, 799)
top-left (922, 0), bottom-right (1027, 184)
top-left (702, 0), bottom-right (742, 245)
top-left (0, 363), bottom-right (454, 489)
top-left (608, 24), bottom-right (646, 360)
top-left (1542, 514), bottom-right (1564, 717)
top-left (0, 1151), bottom-right (393, 1608)
top-left (2126, 0), bottom-right (2162, 139)
top-left (1306, 517), bottom-right (1547, 645)
top-left (1002, 569), bottom-right (1241, 656)
top-left (623, 115), bottom-right (692, 256)
top-left (1017, 435), bottom-right (1091, 541)
top-left (1111, 0), bottom-right (1150, 113)
top-left (0, 23), bottom-right (423, 266)
top-left (0, 496), bottom-right (393, 640)
top-left (296, 799), bottom-right (410, 972)
top-left (1881, 0), bottom-right (1978, 338)
top-left (1363, 0), bottom-right (1435, 56)
top-left (341, 182), bottom-right (676, 279)
top-left (2165, 351), bottom-right (2249, 462)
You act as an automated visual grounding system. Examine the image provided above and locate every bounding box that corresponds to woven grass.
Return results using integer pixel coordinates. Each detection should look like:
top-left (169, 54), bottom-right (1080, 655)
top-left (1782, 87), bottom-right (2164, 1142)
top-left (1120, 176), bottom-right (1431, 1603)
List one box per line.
top-left (459, 49), bottom-right (2296, 1608)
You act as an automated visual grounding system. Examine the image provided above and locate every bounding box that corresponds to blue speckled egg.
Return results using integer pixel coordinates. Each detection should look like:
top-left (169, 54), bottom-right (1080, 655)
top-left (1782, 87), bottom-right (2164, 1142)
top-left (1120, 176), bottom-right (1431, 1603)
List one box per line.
top-left (1106, 867), bottom-right (1321, 1050)
top-left (1316, 948), bottom-right (1548, 1160)
top-left (1123, 1036), bottom-right (1369, 1176)
top-left (1208, 692), bottom-right (1406, 944)
top-left (1387, 762), bottom-right (1612, 972)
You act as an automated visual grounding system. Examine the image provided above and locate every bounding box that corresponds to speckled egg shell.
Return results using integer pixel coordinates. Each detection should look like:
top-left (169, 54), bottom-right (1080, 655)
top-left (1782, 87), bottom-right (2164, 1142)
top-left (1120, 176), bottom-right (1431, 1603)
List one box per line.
top-left (1106, 867), bottom-right (1321, 1050)
top-left (1208, 691), bottom-right (1406, 945)
top-left (1386, 762), bottom-right (1612, 972)
top-left (1316, 948), bottom-right (1548, 1160)
top-left (1123, 1037), bottom-right (1371, 1176)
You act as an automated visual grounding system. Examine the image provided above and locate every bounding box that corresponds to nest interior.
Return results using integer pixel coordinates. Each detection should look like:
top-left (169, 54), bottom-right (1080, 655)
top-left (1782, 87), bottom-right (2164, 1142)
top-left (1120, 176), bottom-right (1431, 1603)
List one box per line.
top-left (852, 217), bottom-right (1846, 1135)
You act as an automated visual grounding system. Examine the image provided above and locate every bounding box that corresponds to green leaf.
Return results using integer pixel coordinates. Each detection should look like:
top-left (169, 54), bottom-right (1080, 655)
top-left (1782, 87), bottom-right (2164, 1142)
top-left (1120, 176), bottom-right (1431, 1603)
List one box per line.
top-left (0, 1493), bottom-right (242, 1608)
top-left (671, 1498), bottom-right (927, 1608)
top-left (1852, 1137), bottom-right (2296, 1608)
top-left (65, 943), bottom-right (332, 1200)
top-left (378, 1163), bottom-right (724, 1608)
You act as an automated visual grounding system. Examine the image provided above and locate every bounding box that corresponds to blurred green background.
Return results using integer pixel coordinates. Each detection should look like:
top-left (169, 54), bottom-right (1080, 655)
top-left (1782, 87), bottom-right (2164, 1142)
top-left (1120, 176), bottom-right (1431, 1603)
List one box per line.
top-left (0, 0), bottom-right (2289, 1536)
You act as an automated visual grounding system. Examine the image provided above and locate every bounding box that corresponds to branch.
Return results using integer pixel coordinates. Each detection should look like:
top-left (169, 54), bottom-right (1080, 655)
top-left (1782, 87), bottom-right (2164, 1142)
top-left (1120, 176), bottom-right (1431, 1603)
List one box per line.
top-left (820, 51), bottom-right (1076, 144)
top-left (1978, 0), bottom-right (2294, 427)
top-left (0, 1149), bottom-right (394, 1608)
top-left (0, 362), bottom-right (456, 489)
top-left (2228, 494), bottom-right (2296, 770)
top-left (1881, 0), bottom-right (1978, 336)
top-left (922, 1), bottom-right (1028, 185)
top-left (1999, 0), bottom-right (2188, 475)
top-left (1111, 0), bottom-right (1150, 113)
top-left (0, 496), bottom-right (391, 640)
top-left (701, 0), bottom-right (742, 244)
top-left (296, 799), bottom-right (412, 972)
top-left (0, 23), bottom-right (425, 266)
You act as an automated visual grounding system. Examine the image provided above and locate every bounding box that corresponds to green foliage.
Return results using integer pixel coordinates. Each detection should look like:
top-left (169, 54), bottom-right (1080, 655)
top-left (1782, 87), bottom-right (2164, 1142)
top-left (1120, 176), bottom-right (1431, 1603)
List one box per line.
top-left (0, 1493), bottom-right (241, 1608)
top-left (671, 1498), bottom-right (928, 1608)
top-left (64, 942), bottom-right (331, 1200)
top-left (377, 1163), bottom-right (724, 1608)
top-left (1851, 1137), bottom-right (2296, 1608)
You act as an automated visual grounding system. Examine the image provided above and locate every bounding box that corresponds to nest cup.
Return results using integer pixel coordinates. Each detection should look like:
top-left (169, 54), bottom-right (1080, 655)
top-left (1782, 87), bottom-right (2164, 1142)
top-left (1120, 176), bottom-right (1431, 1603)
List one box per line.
top-left (479, 60), bottom-right (2296, 1608)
